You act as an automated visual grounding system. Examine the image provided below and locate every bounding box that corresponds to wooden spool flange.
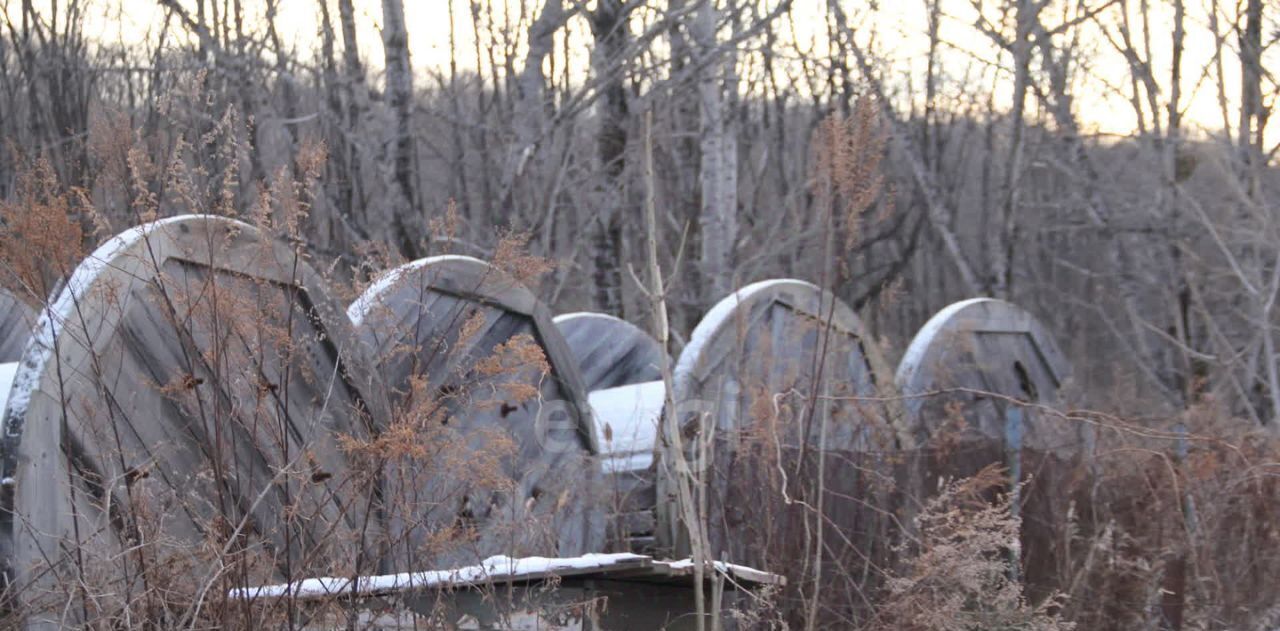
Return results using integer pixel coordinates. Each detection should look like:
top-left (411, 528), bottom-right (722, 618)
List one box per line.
top-left (896, 297), bottom-right (1073, 454)
top-left (896, 297), bottom-right (1079, 593)
top-left (656, 279), bottom-right (897, 580)
top-left (1, 215), bottom-right (390, 625)
top-left (348, 255), bottom-right (603, 569)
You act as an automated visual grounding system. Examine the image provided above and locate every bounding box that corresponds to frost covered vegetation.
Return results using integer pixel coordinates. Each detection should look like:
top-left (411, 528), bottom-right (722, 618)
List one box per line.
top-left (5, 0), bottom-right (1280, 628)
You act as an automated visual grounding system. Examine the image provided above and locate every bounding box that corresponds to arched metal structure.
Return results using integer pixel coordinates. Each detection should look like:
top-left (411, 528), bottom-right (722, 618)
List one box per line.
top-left (1, 215), bottom-right (389, 626)
top-left (349, 255), bottom-right (604, 568)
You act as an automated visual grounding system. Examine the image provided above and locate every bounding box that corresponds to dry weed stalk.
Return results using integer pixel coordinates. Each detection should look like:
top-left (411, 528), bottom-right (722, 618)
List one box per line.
top-left (870, 465), bottom-right (1073, 631)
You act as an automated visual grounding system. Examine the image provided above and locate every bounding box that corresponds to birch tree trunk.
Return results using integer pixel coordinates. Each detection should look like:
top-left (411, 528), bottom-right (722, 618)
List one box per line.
top-left (1239, 0), bottom-right (1263, 162)
top-left (382, 0), bottom-right (419, 257)
top-left (694, 0), bottom-right (738, 304)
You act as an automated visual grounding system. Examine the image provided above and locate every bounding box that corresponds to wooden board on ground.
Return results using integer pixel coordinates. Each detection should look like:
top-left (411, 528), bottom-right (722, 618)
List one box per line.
top-left (1, 215), bottom-right (391, 627)
top-left (553, 312), bottom-right (667, 391)
top-left (896, 297), bottom-right (1080, 598)
top-left (348, 255), bottom-right (603, 569)
top-left (0, 289), bottom-right (34, 362)
top-left (656, 279), bottom-right (899, 611)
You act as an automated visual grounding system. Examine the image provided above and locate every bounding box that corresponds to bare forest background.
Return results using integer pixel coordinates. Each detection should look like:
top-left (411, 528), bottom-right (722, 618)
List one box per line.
top-left (5, 0), bottom-right (1280, 469)
top-left (10, 1), bottom-right (1280, 629)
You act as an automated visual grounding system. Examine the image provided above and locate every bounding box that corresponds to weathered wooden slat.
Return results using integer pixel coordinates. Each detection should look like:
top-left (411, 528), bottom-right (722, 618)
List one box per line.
top-left (348, 255), bottom-right (603, 570)
top-left (553, 312), bottom-right (667, 391)
top-left (0, 290), bottom-right (34, 363)
top-left (655, 279), bottom-right (898, 584)
top-left (0, 215), bottom-right (391, 627)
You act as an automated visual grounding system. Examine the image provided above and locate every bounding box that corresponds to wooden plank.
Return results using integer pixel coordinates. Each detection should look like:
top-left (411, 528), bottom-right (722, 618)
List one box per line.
top-left (348, 255), bottom-right (603, 571)
top-left (0, 215), bottom-right (391, 628)
top-left (553, 312), bottom-right (667, 391)
top-left (654, 279), bottom-right (898, 587)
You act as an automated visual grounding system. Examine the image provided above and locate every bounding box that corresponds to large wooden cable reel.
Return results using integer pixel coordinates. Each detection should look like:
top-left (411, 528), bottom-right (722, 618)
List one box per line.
top-left (0, 215), bottom-right (391, 621)
top-left (348, 255), bottom-right (603, 569)
top-left (896, 297), bottom-right (1080, 592)
top-left (655, 279), bottom-right (898, 575)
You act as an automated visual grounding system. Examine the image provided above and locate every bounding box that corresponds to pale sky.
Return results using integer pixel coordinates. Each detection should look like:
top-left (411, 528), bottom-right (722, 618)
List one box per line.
top-left (14, 1), bottom-right (1266, 143)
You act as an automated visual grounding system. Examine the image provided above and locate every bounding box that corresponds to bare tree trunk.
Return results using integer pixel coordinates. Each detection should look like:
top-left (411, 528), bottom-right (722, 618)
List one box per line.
top-left (991, 0), bottom-right (1038, 299)
top-left (1239, 0), bottom-right (1263, 164)
top-left (1208, 0), bottom-right (1232, 138)
top-left (337, 0), bottom-right (367, 226)
top-left (589, 0), bottom-right (631, 315)
top-left (446, 0), bottom-right (471, 211)
top-left (381, 0), bottom-right (419, 257)
top-left (642, 109), bottom-right (711, 631)
top-left (504, 0), bottom-right (568, 204)
top-left (665, 0), bottom-right (703, 331)
top-left (694, 0), bottom-right (738, 305)
top-left (266, 0), bottom-right (299, 150)
top-left (469, 1), bottom-right (497, 223)
top-left (316, 0), bottom-right (343, 245)
top-left (922, 0), bottom-right (941, 169)
top-left (1166, 0), bottom-right (1193, 405)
